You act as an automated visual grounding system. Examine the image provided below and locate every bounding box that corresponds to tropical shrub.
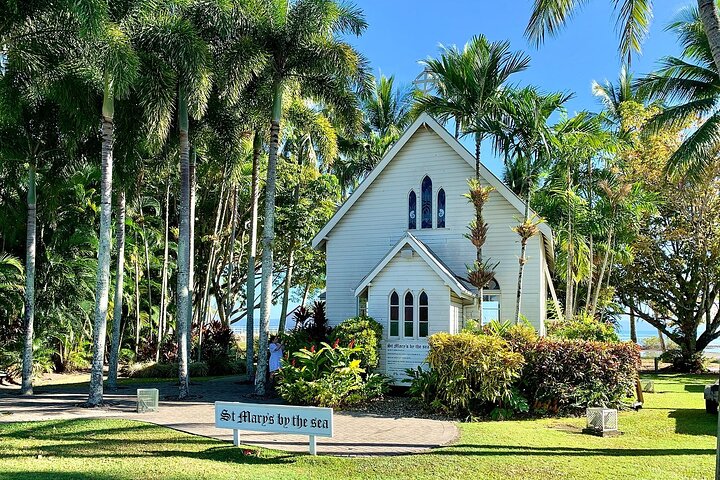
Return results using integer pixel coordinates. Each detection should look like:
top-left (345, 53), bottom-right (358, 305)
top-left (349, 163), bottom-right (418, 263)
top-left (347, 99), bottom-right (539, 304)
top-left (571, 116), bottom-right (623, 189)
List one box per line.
top-left (278, 342), bottom-right (388, 408)
top-left (518, 339), bottom-right (640, 414)
top-left (329, 316), bottom-right (383, 370)
top-left (547, 312), bottom-right (619, 343)
top-left (418, 332), bottom-right (526, 417)
top-left (284, 301), bottom-right (333, 357)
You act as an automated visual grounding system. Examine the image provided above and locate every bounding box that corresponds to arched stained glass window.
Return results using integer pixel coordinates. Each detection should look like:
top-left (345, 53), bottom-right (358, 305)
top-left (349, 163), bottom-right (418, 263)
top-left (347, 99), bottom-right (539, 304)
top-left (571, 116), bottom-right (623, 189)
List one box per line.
top-left (419, 291), bottom-right (429, 337)
top-left (389, 292), bottom-right (399, 337)
top-left (421, 176), bottom-right (432, 228)
top-left (404, 292), bottom-right (414, 337)
top-left (437, 188), bottom-right (446, 228)
top-left (408, 191), bottom-right (416, 229)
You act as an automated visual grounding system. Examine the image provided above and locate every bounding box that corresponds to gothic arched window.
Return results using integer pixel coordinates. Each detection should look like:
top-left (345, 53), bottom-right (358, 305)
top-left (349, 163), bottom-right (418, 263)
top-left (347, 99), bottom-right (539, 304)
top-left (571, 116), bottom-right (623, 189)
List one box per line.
top-left (389, 291), bottom-right (399, 337)
top-left (408, 191), bottom-right (416, 229)
top-left (419, 291), bottom-right (429, 337)
top-left (404, 292), bottom-right (414, 337)
top-left (437, 188), bottom-right (446, 228)
top-left (421, 176), bottom-right (432, 228)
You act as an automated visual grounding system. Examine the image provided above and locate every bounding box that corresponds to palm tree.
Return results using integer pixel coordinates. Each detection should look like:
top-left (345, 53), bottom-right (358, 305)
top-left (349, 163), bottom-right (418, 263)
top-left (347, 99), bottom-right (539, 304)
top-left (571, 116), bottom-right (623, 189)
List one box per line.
top-left (133, 1), bottom-right (215, 398)
top-left (482, 87), bottom-right (571, 322)
top-left (416, 35), bottom-right (530, 173)
top-left (250, 0), bottom-right (368, 396)
top-left (526, 0), bottom-right (720, 74)
top-left (640, 5), bottom-right (720, 179)
top-left (416, 35), bottom-right (529, 322)
top-left (277, 100), bottom-right (339, 333)
top-left (87, 12), bottom-right (140, 407)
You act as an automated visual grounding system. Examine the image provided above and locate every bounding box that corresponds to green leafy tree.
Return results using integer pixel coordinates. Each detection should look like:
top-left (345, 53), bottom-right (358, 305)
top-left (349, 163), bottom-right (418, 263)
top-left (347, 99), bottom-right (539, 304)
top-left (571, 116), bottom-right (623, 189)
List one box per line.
top-left (249, 0), bottom-right (368, 396)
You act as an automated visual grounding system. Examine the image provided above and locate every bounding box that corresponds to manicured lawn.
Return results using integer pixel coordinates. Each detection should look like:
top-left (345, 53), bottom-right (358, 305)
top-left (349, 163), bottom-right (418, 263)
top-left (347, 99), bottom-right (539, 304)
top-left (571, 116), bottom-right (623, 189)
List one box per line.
top-left (0, 374), bottom-right (717, 480)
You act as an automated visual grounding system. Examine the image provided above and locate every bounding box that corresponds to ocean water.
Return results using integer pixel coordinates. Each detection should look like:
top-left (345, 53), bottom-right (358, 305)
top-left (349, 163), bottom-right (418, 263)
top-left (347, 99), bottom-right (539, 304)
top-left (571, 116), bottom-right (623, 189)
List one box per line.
top-left (616, 316), bottom-right (720, 354)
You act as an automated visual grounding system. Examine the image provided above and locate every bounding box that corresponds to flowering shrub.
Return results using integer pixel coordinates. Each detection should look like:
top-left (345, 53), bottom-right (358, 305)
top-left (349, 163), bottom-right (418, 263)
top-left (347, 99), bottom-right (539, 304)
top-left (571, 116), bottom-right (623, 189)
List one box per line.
top-left (278, 341), bottom-right (388, 408)
top-left (329, 316), bottom-right (383, 370)
top-left (547, 312), bottom-right (619, 343)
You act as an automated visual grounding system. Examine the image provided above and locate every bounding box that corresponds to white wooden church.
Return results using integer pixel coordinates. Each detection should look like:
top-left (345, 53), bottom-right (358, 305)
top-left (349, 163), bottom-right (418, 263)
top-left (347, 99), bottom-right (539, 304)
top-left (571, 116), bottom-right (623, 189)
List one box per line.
top-left (311, 113), bottom-right (555, 381)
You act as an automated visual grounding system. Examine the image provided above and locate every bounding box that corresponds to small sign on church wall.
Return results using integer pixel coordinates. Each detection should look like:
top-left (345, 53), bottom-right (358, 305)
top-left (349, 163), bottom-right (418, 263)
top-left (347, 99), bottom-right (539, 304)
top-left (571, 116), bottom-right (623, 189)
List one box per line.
top-left (384, 340), bottom-right (430, 383)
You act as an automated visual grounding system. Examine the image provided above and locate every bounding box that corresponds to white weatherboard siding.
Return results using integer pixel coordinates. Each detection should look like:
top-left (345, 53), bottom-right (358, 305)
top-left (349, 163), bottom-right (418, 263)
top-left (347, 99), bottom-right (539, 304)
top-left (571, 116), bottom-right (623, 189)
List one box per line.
top-left (324, 125), bottom-right (545, 329)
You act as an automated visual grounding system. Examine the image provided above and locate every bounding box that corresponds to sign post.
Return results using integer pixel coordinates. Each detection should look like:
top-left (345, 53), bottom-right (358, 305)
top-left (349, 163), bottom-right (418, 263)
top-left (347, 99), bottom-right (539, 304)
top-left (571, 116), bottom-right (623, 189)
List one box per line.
top-left (215, 402), bottom-right (333, 455)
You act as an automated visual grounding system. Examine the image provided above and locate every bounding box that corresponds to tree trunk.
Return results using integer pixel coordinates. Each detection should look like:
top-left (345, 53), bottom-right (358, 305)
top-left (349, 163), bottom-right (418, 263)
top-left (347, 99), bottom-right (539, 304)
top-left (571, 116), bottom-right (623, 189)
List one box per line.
top-left (200, 176), bottom-right (227, 330)
top-left (188, 148), bottom-right (196, 358)
top-left (278, 247), bottom-right (294, 334)
top-left (20, 164), bottom-right (36, 396)
top-left (156, 181), bottom-right (170, 362)
top-left (225, 186), bottom-right (238, 325)
top-left (177, 88), bottom-right (191, 399)
top-left (134, 239), bottom-right (141, 354)
top-left (108, 190), bottom-right (126, 390)
top-left (256, 80), bottom-right (283, 396)
top-left (589, 229), bottom-right (614, 318)
top-left (698, 0), bottom-right (720, 73)
top-left (585, 157), bottom-right (593, 311)
top-left (629, 306), bottom-right (637, 344)
top-left (515, 195), bottom-right (531, 323)
top-left (142, 226), bottom-right (152, 341)
top-left (246, 131), bottom-right (261, 379)
top-left (88, 84), bottom-right (114, 407)
top-left (474, 138), bottom-right (484, 324)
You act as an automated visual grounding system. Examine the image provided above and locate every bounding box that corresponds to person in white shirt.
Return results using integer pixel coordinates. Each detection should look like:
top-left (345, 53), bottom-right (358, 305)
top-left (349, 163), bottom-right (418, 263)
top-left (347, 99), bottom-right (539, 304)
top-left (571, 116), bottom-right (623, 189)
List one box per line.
top-left (268, 335), bottom-right (284, 388)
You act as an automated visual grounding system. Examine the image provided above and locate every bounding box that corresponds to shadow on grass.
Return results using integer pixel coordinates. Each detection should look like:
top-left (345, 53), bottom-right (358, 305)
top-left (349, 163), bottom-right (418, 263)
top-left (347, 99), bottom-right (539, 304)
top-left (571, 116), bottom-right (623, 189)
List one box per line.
top-left (668, 409), bottom-right (717, 436)
top-left (440, 443), bottom-right (714, 457)
top-left (683, 384), bottom-right (706, 393)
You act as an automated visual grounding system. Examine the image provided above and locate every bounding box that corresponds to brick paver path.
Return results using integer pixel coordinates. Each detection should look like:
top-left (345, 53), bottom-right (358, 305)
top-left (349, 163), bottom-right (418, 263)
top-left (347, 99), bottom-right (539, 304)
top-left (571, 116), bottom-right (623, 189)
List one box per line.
top-left (0, 376), bottom-right (458, 456)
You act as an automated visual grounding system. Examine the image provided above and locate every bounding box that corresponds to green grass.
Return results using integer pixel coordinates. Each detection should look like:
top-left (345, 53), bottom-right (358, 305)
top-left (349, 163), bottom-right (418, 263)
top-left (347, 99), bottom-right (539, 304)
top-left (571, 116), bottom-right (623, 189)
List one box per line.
top-left (0, 374), bottom-right (717, 479)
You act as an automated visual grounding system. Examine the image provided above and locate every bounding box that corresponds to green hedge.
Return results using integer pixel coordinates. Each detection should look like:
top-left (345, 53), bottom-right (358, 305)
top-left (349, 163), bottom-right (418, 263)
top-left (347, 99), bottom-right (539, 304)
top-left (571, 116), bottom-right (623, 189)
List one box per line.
top-left (518, 338), bottom-right (640, 414)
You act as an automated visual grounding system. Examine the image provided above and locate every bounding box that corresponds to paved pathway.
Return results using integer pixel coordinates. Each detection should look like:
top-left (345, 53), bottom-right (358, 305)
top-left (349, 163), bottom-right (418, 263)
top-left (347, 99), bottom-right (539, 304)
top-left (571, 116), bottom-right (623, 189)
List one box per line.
top-left (0, 376), bottom-right (458, 456)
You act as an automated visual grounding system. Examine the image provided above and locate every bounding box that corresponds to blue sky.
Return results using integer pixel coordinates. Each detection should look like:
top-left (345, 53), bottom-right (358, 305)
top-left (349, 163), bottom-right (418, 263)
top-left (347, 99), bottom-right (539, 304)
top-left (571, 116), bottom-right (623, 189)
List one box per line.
top-left (350, 0), bottom-right (689, 175)
top-left (262, 0), bottom-right (692, 328)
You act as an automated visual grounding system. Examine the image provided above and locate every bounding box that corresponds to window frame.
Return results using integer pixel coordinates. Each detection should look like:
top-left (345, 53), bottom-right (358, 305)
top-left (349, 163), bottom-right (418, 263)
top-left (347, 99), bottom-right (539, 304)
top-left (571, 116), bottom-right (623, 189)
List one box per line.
top-left (389, 291), bottom-right (400, 338)
top-left (436, 188), bottom-right (446, 228)
top-left (418, 291), bottom-right (429, 337)
top-left (421, 176), bottom-right (433, 229)
top-left (408, 190), bottom-right (417, 230)
top-left (403, 291), bottom-right (415, 338)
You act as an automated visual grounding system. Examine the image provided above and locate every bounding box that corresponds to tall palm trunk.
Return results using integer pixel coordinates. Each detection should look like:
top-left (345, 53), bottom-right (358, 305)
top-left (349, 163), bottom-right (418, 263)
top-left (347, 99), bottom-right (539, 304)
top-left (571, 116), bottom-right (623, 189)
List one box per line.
top-left (698, 0), bottom-right (720, 72)
top-left (156, 181), bottom-right (170, 362)
top-left (225, 186), bottom-right (238, 324)
top-left (256, 80), bottom-right (282, 396)
top-left (142, 227), bottom-right (152, 341)
top-left (134, 237), bottom-right (141, 353)
top-left (21, 164), bottom-right (36, 396)
top-left (246, 132), bottom-right (261, 379)
top-left (589, 229), bottom-right (614, 318)
top-left (188, 149), bottom-right (196, 357)
top-left (474, 138), bottom-right (485, 323)
top-left (515, 192), bottom-right (531, 324)
top-left (88, 80), bottom-right (115, 406)
top-left (108, 190), bottom-right (126, 390)
top-left (177, 88), bottom-right (191, 399)
top-left (629, 306), bottom-right (637, 344)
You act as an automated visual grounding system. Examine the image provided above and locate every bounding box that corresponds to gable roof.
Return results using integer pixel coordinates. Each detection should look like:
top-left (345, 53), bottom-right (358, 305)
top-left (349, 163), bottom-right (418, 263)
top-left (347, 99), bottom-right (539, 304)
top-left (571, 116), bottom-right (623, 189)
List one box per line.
top-left (312, 113), bottom-right (554, 262)
top-left (354, 232), bottom-right (474, 299)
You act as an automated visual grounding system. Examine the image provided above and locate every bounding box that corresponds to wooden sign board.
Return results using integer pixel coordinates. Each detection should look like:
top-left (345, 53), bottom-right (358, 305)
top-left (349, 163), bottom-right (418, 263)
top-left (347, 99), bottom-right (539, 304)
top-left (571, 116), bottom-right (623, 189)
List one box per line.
top-left (214, 402), bottom-right (333, 455)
